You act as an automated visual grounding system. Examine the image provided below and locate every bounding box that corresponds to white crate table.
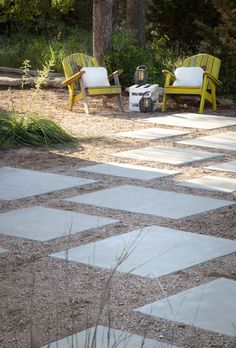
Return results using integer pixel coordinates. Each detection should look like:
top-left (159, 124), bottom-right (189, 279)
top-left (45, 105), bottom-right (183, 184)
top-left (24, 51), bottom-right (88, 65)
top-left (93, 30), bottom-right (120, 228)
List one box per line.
top-left (129, 84), bottom-right (160, 112)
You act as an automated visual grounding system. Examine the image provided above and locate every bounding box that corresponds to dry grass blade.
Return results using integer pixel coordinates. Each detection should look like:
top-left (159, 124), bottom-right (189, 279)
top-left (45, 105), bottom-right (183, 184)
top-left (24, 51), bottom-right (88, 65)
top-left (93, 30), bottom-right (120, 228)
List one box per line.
top-left (0, 111), bottom-right (79, 149)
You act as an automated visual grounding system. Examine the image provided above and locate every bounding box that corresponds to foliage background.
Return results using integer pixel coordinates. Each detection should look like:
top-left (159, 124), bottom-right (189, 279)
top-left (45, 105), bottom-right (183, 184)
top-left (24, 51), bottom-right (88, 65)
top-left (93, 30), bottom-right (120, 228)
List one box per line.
top-left (0, 0), bottom-right (235, 98)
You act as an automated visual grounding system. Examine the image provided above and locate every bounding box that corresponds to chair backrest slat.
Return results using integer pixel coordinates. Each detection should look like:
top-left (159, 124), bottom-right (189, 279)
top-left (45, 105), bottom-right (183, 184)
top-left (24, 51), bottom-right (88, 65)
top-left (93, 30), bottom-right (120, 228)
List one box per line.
top-left (183, 53), bottom-right (221, 90)
top-left (62, 53), bottom-right (100, 78)
top-left (183, 54), bottom-right (221, 79)
top-left (62, 53), bottom-right (100, 90)
top-left (211, 56), bottom-right (221, 79)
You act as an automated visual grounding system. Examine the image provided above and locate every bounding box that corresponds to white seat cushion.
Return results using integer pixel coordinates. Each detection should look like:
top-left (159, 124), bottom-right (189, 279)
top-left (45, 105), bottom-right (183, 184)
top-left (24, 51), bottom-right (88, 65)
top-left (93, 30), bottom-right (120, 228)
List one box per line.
top-left (81, 67), bottom-right (110, 88)
top-left (173, 67), bottom-right (204, 87)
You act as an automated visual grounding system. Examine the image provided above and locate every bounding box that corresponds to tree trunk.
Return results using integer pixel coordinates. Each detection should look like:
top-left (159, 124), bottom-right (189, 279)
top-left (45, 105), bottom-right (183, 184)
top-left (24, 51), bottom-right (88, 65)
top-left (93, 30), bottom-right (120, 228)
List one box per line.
top-left (93, 0), bottom-right (113, 64)
top-left (126, 0), bottom-right (146, 47)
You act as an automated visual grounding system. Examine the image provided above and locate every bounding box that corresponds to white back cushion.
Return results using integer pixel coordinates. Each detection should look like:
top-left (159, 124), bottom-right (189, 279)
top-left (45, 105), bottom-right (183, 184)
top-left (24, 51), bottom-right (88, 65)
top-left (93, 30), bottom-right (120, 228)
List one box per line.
top-left (81, 67), bottom-right (110, 88)
top-left (173, 67), bottom-right (204, 87)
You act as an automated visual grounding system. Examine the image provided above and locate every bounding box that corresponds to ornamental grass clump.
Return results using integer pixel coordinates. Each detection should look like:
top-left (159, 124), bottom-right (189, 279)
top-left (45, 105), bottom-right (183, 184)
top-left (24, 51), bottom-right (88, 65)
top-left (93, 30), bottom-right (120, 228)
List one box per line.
top-left (0, 112), bottom-right (79, 149)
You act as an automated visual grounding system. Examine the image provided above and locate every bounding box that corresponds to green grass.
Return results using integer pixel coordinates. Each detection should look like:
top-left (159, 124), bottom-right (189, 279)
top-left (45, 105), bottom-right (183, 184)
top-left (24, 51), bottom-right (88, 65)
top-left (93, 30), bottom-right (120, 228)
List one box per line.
top-left (0, 28), bottom-right (92, 72)
top-left (0, 111), bottom-right (80, 149)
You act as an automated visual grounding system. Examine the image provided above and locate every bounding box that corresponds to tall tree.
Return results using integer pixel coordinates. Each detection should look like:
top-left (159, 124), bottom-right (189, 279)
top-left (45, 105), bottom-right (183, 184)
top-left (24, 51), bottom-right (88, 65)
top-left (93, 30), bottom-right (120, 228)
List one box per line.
top-left (93, 0), bottom-right (113, 64)
top-left (147, 0), bottom-right (219, 53)
top-left (0, 0), bottom-right (74, 33)
top-left (126, 0), bottom-right (146, 47)
top-left (197, 0), bottom-right (236, 98)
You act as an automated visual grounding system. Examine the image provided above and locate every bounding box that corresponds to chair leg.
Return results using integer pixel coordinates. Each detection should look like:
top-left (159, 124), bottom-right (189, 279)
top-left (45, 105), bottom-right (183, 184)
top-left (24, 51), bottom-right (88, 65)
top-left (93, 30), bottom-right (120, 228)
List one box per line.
top-left (113, 74), bottom-right (124, 112)
top-left (118, 94), bottom-right (124, 112)
top-left (211, 85), bottom-right (217, 112)
top-left (212, 95), bottom-right (217, 112)
top-left (68, 87), bottom-right (74, 111)
top-left (199, 77), bottom-right (209, 114)
top-left (69, 97), bottom-right (73, 111)
top-left (199, 95), bottom-right (205, 114)
top-left (80, 81), bottom-right (90, 114)
top-left (82, 96), bottom-right (90, 114)
top-left (162, 92), bottom-right (167, 112)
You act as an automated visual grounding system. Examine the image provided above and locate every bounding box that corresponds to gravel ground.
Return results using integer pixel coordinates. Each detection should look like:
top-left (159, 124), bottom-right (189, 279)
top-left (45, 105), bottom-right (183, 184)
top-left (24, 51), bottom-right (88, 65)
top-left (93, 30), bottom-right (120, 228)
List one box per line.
top-left (0, 88), bottom-right (236, 348)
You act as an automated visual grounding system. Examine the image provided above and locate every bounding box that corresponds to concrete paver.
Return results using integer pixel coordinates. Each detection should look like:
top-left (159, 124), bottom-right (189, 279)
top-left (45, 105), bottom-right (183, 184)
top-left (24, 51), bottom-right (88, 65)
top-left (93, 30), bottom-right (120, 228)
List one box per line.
top-left (77, 162), bottom-right (180, 180)
top-left (177, 132), bottom-right (236, 151)
top-left (41, 324), bottom-right (179, 348)
top-left (0, 166), bottom-right (96, 200)
top-left (51, 226), bottom-right (236, 278)
top-left (135, 278), bottom-right (236, 337)
top-left (65, 185), bottom-right (234, 219)
top-left (138, 113), bottom-right (236, 129)
top-left (0, 206), bottom-right (118, 241)
top-left (116, 127), bottom-right (189, 139)
top-left (177, 175), bottom-right (236, 193)
top-left (115, 146), bottom-right (221, 165)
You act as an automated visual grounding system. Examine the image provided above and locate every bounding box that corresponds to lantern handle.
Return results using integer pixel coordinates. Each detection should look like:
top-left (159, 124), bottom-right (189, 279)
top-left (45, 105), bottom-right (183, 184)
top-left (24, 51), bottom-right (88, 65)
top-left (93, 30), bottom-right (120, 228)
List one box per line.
top-left (136, 65), bottom-right (147, 70)
top-left (142, 91), bottom-right (152, 98)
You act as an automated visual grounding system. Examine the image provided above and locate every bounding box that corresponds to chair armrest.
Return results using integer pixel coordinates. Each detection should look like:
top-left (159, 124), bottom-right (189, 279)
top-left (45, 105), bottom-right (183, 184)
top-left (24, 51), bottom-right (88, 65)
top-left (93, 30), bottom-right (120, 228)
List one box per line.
top-left (108, 69), bottom-right (123, 81)
top-left (162, 69), bottom-right (176, 87)
top-left (62, 71), bottom-right (85, 86)
top-left (203, 72), bottom-right (222, 86)
top-left (162, 69), bottom-right (175, 80)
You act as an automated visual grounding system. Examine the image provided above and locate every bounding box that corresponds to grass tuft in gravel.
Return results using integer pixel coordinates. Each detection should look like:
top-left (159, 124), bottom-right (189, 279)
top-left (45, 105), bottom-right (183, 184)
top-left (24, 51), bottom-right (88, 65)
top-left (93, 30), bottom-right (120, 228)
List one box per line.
top-left (0, 111), bottom-right (80, 149)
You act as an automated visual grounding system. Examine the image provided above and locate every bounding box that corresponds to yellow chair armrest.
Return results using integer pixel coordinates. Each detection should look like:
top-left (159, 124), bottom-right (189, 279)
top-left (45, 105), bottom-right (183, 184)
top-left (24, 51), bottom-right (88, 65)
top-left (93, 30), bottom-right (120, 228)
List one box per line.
top-left (162, 69), bottom-right (175, 87)
top-left (203, 72), bottom-right (222, 86)
top-left (162, 69), bottom-right (175, 80)
top-left (108, 69), bottom-right (123, 81)
top-left (62, 71), bottom-right (85, 86)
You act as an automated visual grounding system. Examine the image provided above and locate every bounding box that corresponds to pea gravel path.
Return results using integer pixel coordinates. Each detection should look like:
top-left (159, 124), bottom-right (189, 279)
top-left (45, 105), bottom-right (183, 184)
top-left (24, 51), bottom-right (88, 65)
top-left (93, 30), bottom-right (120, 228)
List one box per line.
top-left (0, 88), bottom-right (236, 348)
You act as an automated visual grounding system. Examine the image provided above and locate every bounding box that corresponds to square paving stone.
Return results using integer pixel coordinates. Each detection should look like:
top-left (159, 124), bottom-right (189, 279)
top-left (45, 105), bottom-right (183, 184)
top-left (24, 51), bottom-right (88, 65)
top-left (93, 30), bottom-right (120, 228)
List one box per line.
top-left (177, 131), bottom-right (236, 151)
top-left (135, 278), bottom-right (236, 337)
top-left (51, 226), bottom-right (236, 278)
top-left (205, 160), bottom-right (236, 172)
top-left (41, 324), bottom-right (178, 348)
top-left (77, 162), bottom-right (180, 180)
top-left (138, 113), bottom-right (236, 129)
top-left (0, 247), bottom-right (9, 254)
top-left (177, 175), bottom-right (236, 193)
top-left (116, 127), bottom-right (189, 139)
top-left (65, 185), bottom-right (234, 219)
top-left (0, 166), bottom-right (96, 200)
top-left (0, 206), bottom-right (118, 241)
top-left (115, 146), bottom-right (221, 165)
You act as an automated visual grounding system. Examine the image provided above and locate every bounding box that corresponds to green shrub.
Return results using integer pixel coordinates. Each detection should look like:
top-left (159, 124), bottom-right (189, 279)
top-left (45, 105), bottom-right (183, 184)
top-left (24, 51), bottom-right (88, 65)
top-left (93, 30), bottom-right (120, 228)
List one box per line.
top-left (105, 31), bottom-right (183, 88)
top-left (151, 35), bottom-right (182, 84)
top-left (105, 31), bottom-right (158, 88)
top-left (0, 28), bottom-right (92, 72)
top-left (196, 1), bottom-right (236, 99)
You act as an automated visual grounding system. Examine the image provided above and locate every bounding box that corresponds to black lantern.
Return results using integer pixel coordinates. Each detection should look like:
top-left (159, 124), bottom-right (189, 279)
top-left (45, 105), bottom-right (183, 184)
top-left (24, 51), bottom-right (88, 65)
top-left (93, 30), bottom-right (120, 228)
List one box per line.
top-left (139, 91), bottom-right (154, 112)
top-left (134, 65), bottom-right (148, 85)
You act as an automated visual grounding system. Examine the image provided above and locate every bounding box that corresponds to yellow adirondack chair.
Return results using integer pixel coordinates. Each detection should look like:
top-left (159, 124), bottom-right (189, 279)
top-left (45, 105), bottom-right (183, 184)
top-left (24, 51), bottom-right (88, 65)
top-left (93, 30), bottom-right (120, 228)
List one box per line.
top-left (162, 53), bottom-right (222, 114)
top-left (62, 53), bottom-right (124, 114)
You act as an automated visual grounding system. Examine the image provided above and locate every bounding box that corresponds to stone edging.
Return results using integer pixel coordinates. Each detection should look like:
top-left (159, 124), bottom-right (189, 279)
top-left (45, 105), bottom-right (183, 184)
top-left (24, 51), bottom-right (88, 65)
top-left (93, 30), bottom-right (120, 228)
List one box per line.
top-left (0, 66), bottom-right (65, 88)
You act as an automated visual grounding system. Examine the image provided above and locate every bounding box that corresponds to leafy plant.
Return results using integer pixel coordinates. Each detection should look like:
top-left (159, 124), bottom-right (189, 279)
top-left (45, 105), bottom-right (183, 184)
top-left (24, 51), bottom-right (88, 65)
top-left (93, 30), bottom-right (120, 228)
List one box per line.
top-left (105, 31), bottom-right (158, 87)
top-left (0, 54), bottom-right (90, 150)
top-left (151, 35), bottom-right (181, 84)
top-left (147, 0), bottom-right (219, 53)
top-left (0, 28), bottom-right (92, 72)
top-left (0, 112), bottom-right (79, 149)
top-left (196, 0), bottom-right (236, 99)
top-left (35, 48), bottom-right (56, 92)
top-left (0, 0), bottom-right (75, 33)
top-left (21, 59), bottom-right (32, 89)
top-left (105, 31), bottom-right (183, 88)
